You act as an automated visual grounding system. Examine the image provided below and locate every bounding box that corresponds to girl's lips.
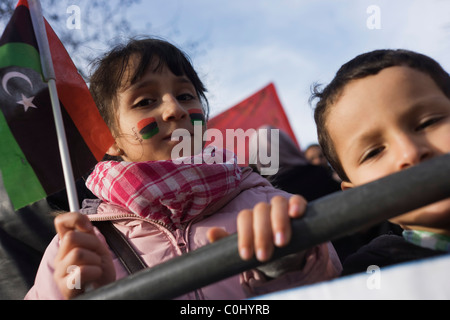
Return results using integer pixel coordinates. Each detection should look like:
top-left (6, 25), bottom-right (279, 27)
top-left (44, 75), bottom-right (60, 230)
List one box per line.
top-left (164, 130), bottom-right (194, 141)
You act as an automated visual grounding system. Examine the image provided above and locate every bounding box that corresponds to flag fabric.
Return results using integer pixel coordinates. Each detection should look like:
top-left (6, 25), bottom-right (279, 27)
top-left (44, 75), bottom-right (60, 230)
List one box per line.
top-left (0, 0), bottom-right (114, 210)
top-left (206, 83), bottom-right (299, 165)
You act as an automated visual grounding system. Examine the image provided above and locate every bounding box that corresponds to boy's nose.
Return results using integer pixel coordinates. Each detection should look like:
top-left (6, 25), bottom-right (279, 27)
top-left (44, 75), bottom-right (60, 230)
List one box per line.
top-left (161, 94), bottom-right (187, 121)
top-left (395, 135), bottom-right (432, 170)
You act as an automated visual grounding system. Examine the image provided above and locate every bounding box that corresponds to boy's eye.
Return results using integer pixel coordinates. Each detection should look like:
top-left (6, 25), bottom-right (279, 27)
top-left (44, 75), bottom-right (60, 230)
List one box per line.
top-left (361, 146), bottom-right (384, 163)
top-left (415, 117), bottom-right (443, 131)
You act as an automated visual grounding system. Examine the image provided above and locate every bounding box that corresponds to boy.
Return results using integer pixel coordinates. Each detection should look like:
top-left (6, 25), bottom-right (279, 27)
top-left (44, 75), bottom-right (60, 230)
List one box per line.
top-left (312, 49), bottom-right (450, 275)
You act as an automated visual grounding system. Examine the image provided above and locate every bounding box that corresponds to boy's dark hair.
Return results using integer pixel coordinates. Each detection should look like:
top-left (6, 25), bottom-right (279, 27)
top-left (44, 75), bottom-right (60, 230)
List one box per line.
top-left (89, 37), bottom-right (209, 135)
top-left (311, 49), bottom-right (450, 182)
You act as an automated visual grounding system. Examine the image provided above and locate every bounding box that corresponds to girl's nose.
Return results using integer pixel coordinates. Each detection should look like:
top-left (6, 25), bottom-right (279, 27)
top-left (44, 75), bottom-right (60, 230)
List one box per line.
top-left (395, 134), bottom-right (432, 170)
top-left (161, 94), bottom-right (187, 121)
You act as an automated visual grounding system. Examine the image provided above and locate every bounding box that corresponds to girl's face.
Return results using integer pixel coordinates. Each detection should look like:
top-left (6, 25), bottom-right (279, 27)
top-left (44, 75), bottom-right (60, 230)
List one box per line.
top-left (107, 57), bottom-right (205, 162)
top-left (327, 66), bottom-right (450, 234)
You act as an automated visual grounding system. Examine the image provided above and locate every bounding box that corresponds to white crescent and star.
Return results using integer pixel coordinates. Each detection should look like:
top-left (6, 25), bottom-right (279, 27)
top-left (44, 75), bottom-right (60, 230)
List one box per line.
top-left (1, 71), bottom-right (38, 112)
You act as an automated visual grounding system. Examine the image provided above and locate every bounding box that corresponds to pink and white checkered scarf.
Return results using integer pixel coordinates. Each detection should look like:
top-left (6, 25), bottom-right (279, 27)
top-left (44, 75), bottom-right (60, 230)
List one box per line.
top-left (86, 147), bottom-right (242, 229)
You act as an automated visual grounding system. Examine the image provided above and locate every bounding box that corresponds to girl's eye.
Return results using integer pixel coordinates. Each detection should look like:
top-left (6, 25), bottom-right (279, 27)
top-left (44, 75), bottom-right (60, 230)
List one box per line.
top-left (361, 146), bottom-right (384, 163)
top-left (415, 117), bottom-right (443, 131)
top-left (133, 98), bottom-right (154, 108)
top-left (177, 93), bottom-right (195, 101)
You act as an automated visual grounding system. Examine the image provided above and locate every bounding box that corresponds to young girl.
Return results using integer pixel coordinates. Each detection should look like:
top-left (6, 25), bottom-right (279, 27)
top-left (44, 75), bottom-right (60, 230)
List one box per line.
top-left (25, 38), bottom-right (341, 300)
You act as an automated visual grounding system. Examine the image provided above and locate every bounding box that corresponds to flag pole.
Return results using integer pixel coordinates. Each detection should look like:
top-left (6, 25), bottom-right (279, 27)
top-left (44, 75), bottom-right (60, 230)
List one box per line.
top-left (28, 0), bottom-right (80, 212)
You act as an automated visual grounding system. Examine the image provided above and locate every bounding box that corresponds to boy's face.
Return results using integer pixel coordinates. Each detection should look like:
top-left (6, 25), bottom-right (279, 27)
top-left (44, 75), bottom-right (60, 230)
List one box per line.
top-left (327, 66), bottom-right (450, 233)
top-left (108, 56), bottom-right (205, 162)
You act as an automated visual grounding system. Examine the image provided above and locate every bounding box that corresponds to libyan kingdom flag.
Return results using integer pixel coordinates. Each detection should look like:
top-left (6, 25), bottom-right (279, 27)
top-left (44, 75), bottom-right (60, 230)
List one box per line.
top-left (0, 0), bottom-right (114, 210)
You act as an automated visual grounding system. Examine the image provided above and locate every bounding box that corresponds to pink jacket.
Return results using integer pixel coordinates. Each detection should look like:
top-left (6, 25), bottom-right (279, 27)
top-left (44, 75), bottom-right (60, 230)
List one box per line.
top-left (25, 168), bottom-right (342, 300)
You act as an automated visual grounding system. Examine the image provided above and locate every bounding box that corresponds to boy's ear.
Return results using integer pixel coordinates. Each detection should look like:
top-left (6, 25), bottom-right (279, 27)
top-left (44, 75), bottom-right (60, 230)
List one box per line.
top-left (340, 180), bottom-right (355, 191)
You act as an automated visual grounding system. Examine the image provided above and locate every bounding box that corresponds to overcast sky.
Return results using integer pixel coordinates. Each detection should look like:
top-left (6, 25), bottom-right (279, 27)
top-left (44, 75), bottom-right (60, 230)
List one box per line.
top-left (124, 0), bottom-right (450, 149)
top-left (37, 0), bottom-right (450, 149)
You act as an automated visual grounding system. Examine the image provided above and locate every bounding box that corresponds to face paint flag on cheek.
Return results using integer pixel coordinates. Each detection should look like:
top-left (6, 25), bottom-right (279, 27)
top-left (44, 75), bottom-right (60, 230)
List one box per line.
top-left (137, 117), bottom-right (159, 140)
top-left (189, 108), bottom-right (205, 125)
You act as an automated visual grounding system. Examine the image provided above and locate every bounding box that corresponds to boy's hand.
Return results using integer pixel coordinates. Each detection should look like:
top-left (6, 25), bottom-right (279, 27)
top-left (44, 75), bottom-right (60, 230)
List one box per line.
top-left (208, 194), bottom-right (306, 262)
top-left (53, 212), bottom-right (116, 299)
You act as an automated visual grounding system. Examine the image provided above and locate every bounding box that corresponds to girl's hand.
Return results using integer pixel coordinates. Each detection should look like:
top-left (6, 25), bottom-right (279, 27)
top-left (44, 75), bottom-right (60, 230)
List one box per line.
top-left (207, 194), bottom-right (306, 262)
top-left (53, 212), bottom-right (116, 299)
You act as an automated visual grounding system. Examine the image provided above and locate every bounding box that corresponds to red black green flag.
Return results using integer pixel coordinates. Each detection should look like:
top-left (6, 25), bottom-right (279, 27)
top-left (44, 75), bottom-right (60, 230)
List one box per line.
top-left (0, 0), bottom-right (114, 210)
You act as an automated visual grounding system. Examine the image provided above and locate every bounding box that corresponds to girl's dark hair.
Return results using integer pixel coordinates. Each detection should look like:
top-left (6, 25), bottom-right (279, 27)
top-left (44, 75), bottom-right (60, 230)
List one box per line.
top-left (311, 49), bottom-right (450, 182)
top-left (89, 37), bottom-right (209, 135)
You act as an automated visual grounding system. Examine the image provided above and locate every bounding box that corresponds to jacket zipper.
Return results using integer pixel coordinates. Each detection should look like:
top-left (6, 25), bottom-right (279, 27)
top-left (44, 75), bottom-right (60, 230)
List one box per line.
top-left (88, 213), bottom-right (177, 232)
top-left (89, 213), bottom-right (204, 299)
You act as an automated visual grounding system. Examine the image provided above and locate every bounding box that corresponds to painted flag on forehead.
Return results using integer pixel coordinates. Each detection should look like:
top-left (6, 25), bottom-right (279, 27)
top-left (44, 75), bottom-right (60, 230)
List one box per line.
top-left (0, 0), bottom-right (114, 210)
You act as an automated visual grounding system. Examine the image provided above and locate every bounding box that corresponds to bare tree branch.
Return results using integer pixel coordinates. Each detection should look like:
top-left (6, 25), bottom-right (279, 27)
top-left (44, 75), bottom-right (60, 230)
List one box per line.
top-left (1, 0), bottom-right (206, 81)
top-left (0, 0), bottom-right (144, 79)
